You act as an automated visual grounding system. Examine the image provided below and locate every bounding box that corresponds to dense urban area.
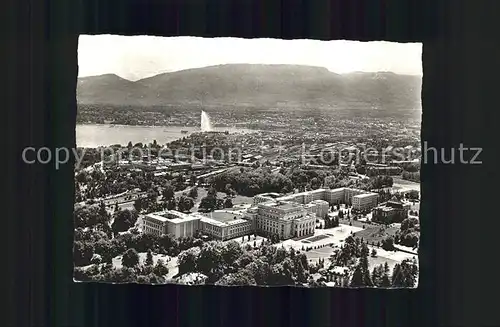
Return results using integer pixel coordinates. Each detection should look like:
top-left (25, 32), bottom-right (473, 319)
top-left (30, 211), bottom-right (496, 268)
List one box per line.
top-left (73, 108), bottom-right (421, 287)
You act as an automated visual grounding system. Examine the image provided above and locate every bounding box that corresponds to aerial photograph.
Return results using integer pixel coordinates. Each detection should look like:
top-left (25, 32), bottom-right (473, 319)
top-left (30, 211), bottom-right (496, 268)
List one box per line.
top-left (73, 36), bottom-right (421, 287)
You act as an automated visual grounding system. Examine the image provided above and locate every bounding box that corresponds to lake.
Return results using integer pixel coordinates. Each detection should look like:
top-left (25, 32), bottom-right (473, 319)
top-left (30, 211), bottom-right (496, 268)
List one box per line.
top-left (76, 124), bottom-right (257, 148)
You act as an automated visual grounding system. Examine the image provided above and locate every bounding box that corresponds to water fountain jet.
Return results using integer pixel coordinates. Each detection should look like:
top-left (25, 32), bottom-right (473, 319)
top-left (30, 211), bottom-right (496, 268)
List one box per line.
top-left (200, 110), bottom-right (213, 132)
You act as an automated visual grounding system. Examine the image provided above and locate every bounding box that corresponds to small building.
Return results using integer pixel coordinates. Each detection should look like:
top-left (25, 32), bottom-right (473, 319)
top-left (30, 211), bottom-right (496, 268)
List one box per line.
top-left (371, 197), bottom-right (409, 224)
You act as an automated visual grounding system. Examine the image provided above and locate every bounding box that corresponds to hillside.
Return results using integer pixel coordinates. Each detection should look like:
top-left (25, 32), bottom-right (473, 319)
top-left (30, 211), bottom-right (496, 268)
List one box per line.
top-left (77, 74), bottom-right (153, 106)
top-left (77, 64), bottom-right (421, 110)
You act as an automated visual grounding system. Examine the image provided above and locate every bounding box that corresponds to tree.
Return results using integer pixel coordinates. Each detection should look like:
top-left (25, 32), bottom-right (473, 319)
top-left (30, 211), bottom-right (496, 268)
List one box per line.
top-left (407, 190), bottom-right (419, 200)
top-left (153, 259), bottom-right (169, 276)
top-left (207, 186), bottom-right (218, 198)
top-left (74, 205), bottom-right (105, 229)
top-left (235, 252), bottom-right (256, 268)
top-left (224, 183), bottom-right (235, 197)
top-left (112, 209), bottom-right (138, 234)
top-left (146, 249), bottom-right (154, 266)
top-left (399, 231), bottom-right (420, 248)
top-left (73, 241), bottom-right (94, 266)
top-left (246, 259), bottom-right (271, 285)
top-left (75, 171), bottom-right (88, 184)
top-left (93, 238), bottom-right (115, 264)
top-left (178, 247), bottom-right (200, 274)
top-left (216, 198), bottom-right (225, 210)
top-left (371, 249), bottom-right (377, 257)
top-left (122, 248), bottom-right (140, 268)
top-left (199, 196), bottom-right (217, 212)
top-left (381, 262), bottom-right (391, 287)
top-left (381, 236), bottom-right (395, 251)
top-left (188, 187), bottom-right (199, 199)
top-left (133, 198), bottom-right (144, 213)
top-left (401, 217), bottom-right (419, 231)
top-left (166, 198), bottom-right (177, 210)
top-left (221, 241), bottom-right (243, 268)
top-left (173, 175), bottom-right (185, 191)
top-left (162, 183), bottom-right (175, 201)
top-left (98, 201), bottom-right (110, 223)
top-left (349, 251), bottom-right (373, 287)
top-left (177, 196), bottom-right (195, 213)
top-left (371, 265), bottom-right (383, 287)
top-left (391, 258), bottom-right (418, 288)
top-left (197, 243), bottom-right (225, 281)
top-left (223, 197), bottom-right (233, 208)
top-left (215, 272), bottom-right (256, 286)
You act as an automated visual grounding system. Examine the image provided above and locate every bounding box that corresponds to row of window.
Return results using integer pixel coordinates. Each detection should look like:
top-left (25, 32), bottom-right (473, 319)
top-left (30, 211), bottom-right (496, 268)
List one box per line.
top-left (144, 226), bottom-right (162, 237)
top-left (144, 220), bottom-right (163, 232)
top-left (228, 225), bottom-right (251, 235)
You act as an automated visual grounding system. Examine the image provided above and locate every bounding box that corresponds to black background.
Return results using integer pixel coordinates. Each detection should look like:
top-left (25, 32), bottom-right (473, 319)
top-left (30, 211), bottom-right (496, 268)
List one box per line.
top-left (4, 0), bottom-right (497, 326)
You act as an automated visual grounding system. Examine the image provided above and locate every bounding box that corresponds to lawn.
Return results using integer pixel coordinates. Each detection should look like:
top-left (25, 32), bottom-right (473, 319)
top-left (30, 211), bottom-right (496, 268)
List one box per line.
top-left (367, 253), bottom-right (399, 272)
top-left (303, 234), bottom-right (331, 243)
top-left (352, 225), bottom-right (399, 244)
top-left (305, 246), bottom-right (336, 260)
top-left (192, 188), bottom-right (253, 212)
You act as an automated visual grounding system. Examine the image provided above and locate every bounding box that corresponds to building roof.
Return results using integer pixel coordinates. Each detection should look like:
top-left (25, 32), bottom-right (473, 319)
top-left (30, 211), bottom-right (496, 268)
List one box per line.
top-left (199, 216), bottom-right (226, 227)
top-left (147, 210), bottom-right (201, 224)
top-left (353, 193), bottom-right (378, 199)
top-left (226, 219), bottom-right (251, 226)
top-left (270, 201), bottom-right (303, 211)
top-left (256, 192), bottom-right (282, 198)
top-left (206, 210), bottom-right (244, 223)
top-left (309, 199), bottom-right (329, 205)
top-left (200, 215), bottom-right (250, 227)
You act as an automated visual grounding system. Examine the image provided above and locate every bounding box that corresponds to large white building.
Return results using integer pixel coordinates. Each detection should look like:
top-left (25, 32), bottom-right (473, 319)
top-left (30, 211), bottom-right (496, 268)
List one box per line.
top-left (248, 201), bottom-right (316, 240)
top-left (142, 210), bottom-right (201, 238)
top-left (273, 187), bottom-right (378, 208)
top-left (194, 211), bottom-right (254, 240)
top-left (351, 193), bottom-right (379, 211)
top-left (143, 209), bottom-right (254, 241)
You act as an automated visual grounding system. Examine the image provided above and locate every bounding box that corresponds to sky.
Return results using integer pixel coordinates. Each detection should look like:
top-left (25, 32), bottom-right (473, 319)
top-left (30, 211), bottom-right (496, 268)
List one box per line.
top-left (78, 35), bottom-right (422, 81)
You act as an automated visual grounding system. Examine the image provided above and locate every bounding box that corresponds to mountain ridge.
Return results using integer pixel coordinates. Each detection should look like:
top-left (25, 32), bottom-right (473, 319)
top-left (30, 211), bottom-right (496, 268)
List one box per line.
top-left (77, 64), bottom-right (421, 110)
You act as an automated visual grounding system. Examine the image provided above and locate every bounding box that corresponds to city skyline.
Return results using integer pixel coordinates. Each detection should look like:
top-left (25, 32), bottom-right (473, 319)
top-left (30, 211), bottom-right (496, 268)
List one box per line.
top-left (78, 36), bottom-right (422, 81)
